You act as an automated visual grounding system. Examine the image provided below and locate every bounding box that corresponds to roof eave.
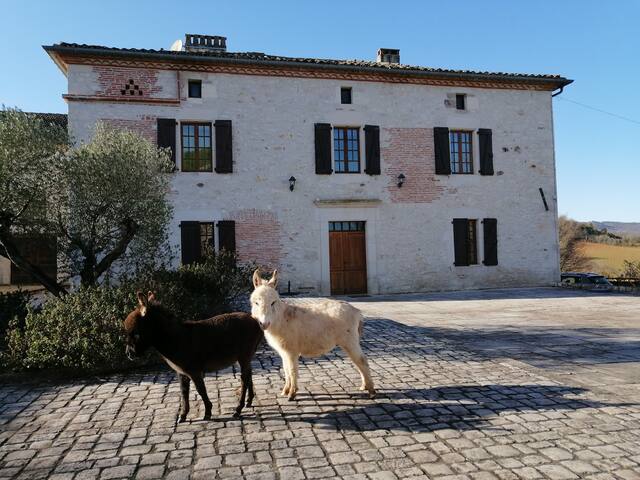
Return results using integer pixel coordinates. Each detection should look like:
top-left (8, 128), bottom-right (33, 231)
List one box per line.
top-left (42, 44), bottom-right (573, 90)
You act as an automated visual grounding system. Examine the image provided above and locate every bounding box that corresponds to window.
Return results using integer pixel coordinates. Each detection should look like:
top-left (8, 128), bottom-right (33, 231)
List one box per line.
top-left (329, 221), bottom-right (365, 232)
top-left (467, 220), bottom-right (478, 265)
top-left (334, 127), bottom-right (360, 173)
top-left (453, 218), bottom-right (478, 266)
top-left (456, 94), bottom-right (466, 110)
top-left (450, 131), bottom-right (473, 174)
top-left (180, 221), bottom-right (214, 265)
top-left (181, 123), bottom-right (212, 172)
top-left (341, 87), bottom-right (352, 104)
top-left (188, 80), bottom-right (202, 98)
top-left (199, 222), bottom-right (214, 256)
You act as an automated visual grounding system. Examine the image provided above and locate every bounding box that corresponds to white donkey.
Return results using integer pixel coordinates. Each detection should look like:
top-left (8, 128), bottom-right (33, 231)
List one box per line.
top-left (250, 269), bottom-right (375, 400)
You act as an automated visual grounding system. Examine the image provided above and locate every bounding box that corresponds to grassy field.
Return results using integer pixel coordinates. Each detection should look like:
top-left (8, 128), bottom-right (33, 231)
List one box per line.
top-left (581, 241), bottom-right (640, 275)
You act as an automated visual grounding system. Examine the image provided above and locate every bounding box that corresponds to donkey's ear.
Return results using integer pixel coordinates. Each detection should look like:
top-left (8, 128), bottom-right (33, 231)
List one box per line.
top-left (147, 291), bottom-right (156, 302)
top-left (252, 269), bottom-right (263, 289)
top-left (136, 291), bottom-right (147, 316)
top-left (267, 269), bottom-right (279, 288)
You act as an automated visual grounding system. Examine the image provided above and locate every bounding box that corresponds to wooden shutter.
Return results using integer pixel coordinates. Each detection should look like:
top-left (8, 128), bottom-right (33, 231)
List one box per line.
top-left (217, 220), bottom-right (236, 254)
top-left (478, 129), bottom-right (494, 175)
top-left (214, 120), bottom-right (233, 173)
top-left (364, 125), bottom-right (381, 175)
top-left (482, 218), bottom-right (498, 266)
top-left (434, 127), bottom-right (451, 175)
top-left (157, 118), bottom-right (176, 165)
top-left (452, 218), bottom-right (469, 266)
top-left (180, 221), bottom-right (201, 265)
top-left (315, 123), bottom-right (333, 174)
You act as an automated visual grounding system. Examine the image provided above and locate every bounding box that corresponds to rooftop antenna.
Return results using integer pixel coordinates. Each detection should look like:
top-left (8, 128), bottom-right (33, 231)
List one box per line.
top-left (170, 39), bottom-right (183, 52)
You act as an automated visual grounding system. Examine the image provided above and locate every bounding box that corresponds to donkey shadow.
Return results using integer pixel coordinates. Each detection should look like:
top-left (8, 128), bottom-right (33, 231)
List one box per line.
top-left (253, 384), bottom-right (636, 432)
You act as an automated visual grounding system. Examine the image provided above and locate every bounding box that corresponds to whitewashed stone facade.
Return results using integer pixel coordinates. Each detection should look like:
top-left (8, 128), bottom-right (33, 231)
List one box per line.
top-left (38, 37), bottom-right (571, 294)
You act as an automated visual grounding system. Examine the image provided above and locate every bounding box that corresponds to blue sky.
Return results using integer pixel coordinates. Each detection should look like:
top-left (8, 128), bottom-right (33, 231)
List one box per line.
top-left (1, 0), bottom-right (638, 222)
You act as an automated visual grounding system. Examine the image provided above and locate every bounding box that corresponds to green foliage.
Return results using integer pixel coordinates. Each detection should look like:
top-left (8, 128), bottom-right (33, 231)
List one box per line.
top-left (52, 123), bottom-right (175, 286)
top-left (3, 252), bottom-right (255, 372)
top-left (0, 290), bottom-right (30, 349)
top-left (620, 260), bottom-right (640, 278)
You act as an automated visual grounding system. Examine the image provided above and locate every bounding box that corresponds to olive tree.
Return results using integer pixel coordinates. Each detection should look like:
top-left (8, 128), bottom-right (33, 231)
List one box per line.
top-left (1, 109), bottom-right (174, 295)
top-left (51, 124), bottom-right (174, 288)
top-left (0, 108), bottom-right (69, 296)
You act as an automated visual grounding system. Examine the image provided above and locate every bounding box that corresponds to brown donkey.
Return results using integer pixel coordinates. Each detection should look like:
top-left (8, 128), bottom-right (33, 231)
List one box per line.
top-left (123, 292), bottom-right (263, 422)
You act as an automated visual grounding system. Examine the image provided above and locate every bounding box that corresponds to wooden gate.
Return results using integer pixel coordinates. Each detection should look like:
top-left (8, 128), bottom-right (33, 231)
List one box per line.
top-left (329, 221), bottom-right (367, 295)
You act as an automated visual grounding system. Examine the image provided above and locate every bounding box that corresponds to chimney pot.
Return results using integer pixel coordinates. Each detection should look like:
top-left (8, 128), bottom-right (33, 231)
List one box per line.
top-left (185, 34), bottom-right (227, 52)
top-left (377, 48), bottom-right (400, 64)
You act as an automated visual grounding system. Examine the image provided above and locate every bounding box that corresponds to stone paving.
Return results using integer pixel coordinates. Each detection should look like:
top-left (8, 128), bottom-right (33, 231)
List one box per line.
top-left (1, 287), bottom-right (640, 480)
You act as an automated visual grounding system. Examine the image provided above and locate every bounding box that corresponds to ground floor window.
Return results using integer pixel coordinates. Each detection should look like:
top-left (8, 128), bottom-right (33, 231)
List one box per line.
top-left (452, 218), bottom-right (478, 266)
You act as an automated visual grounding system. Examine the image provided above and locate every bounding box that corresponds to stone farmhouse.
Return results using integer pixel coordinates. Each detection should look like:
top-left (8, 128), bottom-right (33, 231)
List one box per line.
top-left (4, 34), bottom-right (573, 294)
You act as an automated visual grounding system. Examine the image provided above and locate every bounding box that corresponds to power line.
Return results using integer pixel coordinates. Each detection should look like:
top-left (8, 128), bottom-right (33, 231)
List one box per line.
top-left (555, 96), bottom-right (640, 126)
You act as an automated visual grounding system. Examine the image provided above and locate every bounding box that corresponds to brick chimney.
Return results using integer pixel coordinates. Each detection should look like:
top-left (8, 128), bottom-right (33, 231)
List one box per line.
top-left (377, 48), bottom-right (400, 64)
top-left (184, 34), bottom-right (227, 52)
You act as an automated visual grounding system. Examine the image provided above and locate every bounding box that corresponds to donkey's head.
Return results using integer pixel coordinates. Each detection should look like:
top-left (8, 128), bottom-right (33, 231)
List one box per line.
top-left (250, 269), bottom-right (280, 331)
top-left (123, 291), bottom-right (157, 359)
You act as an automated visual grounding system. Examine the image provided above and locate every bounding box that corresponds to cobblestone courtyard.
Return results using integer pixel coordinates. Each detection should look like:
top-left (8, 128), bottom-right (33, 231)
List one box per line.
top-left (1, 288), bottom-right (639, 480)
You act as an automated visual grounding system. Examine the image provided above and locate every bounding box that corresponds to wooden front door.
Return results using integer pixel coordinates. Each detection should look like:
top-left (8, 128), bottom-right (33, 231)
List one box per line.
top-left (329, 221), bottom-right (367, 295)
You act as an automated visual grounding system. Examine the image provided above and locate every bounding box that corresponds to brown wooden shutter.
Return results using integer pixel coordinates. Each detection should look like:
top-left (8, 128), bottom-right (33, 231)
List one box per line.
top-left (157, 118), bottom-right (176, 165)
top-left (315, 123), bottom-right (333, 174)
top-left (214, 120), bottom-right (233, 173)
top-left (180, 221), bottom-right (200, 265)
top-left (478, 129), bottom-right (494, 175)
top-left (217, 220), bottom-right (236, 254)
top-left (434, 127), bottom-right (451, 175)
top-left (364, 125), bottom-right (381, 175)
top-left (452, 218), bottom-right (469, 266)
top-left (482, 218), bottom-right (498, 266)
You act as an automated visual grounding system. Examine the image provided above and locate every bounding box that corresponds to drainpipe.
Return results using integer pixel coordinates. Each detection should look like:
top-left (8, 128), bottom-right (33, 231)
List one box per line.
top-left (552, 86), bottom-right (564, 97)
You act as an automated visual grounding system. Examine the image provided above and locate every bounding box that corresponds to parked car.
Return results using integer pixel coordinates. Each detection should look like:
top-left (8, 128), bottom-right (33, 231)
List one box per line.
top-left (561, 272), bottom-right (613, 291)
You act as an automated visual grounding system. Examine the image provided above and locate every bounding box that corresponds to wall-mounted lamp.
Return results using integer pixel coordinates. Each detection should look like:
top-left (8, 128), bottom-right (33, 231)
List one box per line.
top-left (289, 176), bottom-right (297, 191)
top-left (397, 173), bottom-right (406, 188)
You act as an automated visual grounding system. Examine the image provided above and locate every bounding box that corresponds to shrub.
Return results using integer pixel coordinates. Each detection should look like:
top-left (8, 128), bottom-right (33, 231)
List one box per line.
top-left (0, 290), bottom-right (30, 350)
top-left (3, 252), bottom-right (256, 372)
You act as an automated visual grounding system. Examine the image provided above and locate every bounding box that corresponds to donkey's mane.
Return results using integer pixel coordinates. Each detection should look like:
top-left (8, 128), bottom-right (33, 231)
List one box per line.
top-left (146, 301), bottom-right (181, 325)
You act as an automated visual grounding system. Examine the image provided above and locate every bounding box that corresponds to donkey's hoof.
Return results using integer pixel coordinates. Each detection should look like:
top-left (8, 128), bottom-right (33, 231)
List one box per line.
top-left (287, 393), bottom-right (297, 401)
top-left (177, 414), bottom-right (187, 424)
top-left (203, 412), bottom-right (212, 421)
top-left (232, 411), bottom-right (242, 419)
top-left (368, 390), bottom-right (377, 399)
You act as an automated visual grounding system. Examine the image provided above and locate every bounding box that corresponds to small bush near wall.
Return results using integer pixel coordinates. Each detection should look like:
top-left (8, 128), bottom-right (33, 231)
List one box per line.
top-left (2, 252), bottom-right (255, 372)
top-left (0, 290), bottom-right (30, 350)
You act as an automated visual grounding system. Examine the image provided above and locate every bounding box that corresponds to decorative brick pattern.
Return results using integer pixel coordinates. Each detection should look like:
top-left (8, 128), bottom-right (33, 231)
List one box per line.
top-left (99, 116), bottom-right (156, 144)
top-left (233, 209), bottom-right (282, 269)
top-left (383, 128), bottom-right (451, 203)
top-left (93, 66), bottom-right (163, 98)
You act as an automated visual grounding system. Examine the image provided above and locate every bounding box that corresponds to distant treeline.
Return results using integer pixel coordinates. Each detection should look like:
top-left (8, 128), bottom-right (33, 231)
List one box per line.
top-left (582, 224), bottom-right (640, 246)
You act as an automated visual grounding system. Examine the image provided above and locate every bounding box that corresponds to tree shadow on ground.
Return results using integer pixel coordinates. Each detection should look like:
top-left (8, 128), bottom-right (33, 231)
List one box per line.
top-left (253, 384), bottom-right (637, 433)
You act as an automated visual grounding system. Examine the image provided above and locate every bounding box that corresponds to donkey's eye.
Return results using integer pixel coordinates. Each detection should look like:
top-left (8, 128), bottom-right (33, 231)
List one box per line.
top-left (271, 301), bottom-right (276, 307)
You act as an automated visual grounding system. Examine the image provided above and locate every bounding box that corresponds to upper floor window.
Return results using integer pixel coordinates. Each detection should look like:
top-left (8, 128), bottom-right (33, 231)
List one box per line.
top-left (334, 127), bottom-right (360, 173)
top-left (456, 94), bottom-right (466, 110)
top-left (181, 123), bottom-right (212, 172)
top-left (450, 130), bottom-right (473, 174)
top-left (341, 87), bottom-right (352, 104)
top-left (188, 80), bottom-right (202, 98)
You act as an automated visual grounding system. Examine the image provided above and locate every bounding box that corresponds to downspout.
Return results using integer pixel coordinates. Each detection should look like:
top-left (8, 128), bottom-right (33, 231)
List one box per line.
top-left (552, 86), bottom-right (564, 97)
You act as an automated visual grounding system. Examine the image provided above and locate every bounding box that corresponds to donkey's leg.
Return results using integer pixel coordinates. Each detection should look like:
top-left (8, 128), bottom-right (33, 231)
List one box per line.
top-left (245, 366), bottom-right (255, 408)
top-left (234, 360), bottom-right (251, 418)
top-left (340, 341), bottom-right (376, 397)
top-left (191, 374), bottom-right (213, 421)
top-left (284, 352), bottom-right (300, 401)
top-left (279, 352), bottom-right (291, 397)
top-left (178, 374), bottom-right (191, 423)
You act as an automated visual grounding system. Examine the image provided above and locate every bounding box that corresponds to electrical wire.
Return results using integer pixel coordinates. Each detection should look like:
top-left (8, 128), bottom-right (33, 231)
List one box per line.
top-left (555, 96), bottom-right (640, 126)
